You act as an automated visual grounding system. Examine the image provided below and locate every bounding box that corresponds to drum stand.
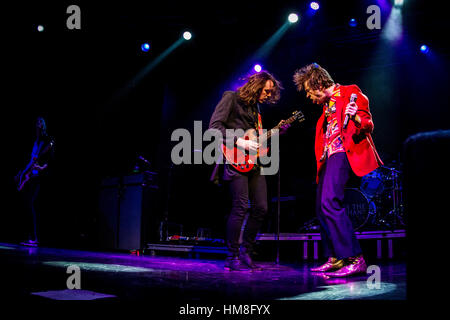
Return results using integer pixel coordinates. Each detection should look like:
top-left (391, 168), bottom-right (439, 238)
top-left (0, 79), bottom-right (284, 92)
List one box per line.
top-left (388, 167), bottom-right (405, 227)
top-left (377, 167), bottom-right (405, 230)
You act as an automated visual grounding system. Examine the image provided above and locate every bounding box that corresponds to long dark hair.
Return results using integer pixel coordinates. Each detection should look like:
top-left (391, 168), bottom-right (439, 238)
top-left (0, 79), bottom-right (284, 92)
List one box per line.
top-left (237, 71), bottom-right (282, 105)
top-left (36, 116), bottom-right (48, 139)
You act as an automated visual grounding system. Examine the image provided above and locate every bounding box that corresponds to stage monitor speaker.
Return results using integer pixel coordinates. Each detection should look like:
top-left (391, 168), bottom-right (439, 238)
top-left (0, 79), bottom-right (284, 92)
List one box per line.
top-left (98, 173), bottom-right (159, 251)
top-left (402, 130), bottom-right (450, 300)
top-left (403, 130), bottom-right (450, 220)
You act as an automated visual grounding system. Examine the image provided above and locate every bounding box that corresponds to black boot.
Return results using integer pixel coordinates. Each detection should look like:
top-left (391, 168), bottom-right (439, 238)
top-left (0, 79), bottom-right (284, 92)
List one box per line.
top-left (224, 255), bottom-right (251, 271)
top-left (239, 247), bottom-right (262, 271)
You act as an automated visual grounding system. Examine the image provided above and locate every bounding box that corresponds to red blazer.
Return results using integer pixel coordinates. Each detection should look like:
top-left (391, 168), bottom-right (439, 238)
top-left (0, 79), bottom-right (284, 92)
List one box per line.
top-left (315, 84), bottom-right (383, 182)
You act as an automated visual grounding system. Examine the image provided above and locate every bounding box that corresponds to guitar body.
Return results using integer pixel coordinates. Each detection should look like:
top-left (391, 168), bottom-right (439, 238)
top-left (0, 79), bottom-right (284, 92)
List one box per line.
top-left (222, 129), bottom-right (269, 173)
top-left (15, 140), bottom-right (53, 191)
top-left (15, 163), bottom-right (48, 191)
top-left (221, 110), bottom-right (304, 173)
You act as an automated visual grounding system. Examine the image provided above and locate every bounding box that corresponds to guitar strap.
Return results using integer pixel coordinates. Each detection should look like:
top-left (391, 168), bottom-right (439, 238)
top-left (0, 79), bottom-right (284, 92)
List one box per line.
top-left (254, 103), bottom-right (262, 130)
top-left (256, 113), bottom-right (263, 130)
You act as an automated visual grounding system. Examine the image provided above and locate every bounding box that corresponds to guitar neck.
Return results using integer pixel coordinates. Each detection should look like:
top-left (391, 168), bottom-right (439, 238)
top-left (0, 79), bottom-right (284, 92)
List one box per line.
top-left (259, 113), bottom-right (304, 143)
top-left (31, 141), bottom-right (54, 166)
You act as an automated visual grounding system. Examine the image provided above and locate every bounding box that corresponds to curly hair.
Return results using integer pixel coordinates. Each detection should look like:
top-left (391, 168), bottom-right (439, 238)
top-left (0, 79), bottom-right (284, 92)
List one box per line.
top-left (237, 71), bottom-right (283, 105)
top-left (293, 63), bottom-right (335, 92)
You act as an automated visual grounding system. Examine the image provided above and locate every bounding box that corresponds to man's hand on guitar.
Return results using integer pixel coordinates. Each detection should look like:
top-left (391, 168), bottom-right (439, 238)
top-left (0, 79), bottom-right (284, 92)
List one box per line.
top-left (236, 137), bottom-right (259, 152)
top-left (278, 120), bottom-right (291, 135)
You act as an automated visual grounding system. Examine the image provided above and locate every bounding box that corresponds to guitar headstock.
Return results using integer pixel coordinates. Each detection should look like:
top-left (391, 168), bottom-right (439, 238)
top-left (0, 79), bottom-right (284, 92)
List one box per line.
top-left (289, 110), bottom-right (305, 123)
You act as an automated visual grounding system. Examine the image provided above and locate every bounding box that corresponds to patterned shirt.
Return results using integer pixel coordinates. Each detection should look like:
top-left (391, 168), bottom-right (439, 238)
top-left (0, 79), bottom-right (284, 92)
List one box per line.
top-left (321, 86), bottom-right (345, 160)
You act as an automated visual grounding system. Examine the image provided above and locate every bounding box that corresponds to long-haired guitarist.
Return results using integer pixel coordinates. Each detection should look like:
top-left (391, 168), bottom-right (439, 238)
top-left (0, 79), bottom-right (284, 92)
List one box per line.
top-left (15, 116), bottom-right (54, 247)
top-left (209, 71), bottom-right (290, 271)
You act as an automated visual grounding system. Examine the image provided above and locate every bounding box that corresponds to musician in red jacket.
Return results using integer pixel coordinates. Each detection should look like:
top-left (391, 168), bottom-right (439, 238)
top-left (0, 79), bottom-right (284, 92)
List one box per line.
top-left (293, 63), bottom-right (383, 277)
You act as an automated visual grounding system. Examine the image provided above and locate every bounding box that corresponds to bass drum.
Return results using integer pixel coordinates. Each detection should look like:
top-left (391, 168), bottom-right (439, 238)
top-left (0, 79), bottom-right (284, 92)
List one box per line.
top-left (344, 188), bottom-right (376, 231)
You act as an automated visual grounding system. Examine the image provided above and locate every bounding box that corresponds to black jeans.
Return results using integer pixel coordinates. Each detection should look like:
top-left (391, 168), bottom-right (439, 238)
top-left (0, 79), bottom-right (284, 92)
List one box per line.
top-left (22, 179), bottom-right (41, 242)
top-left (225, 166), bottom-right (268, 256)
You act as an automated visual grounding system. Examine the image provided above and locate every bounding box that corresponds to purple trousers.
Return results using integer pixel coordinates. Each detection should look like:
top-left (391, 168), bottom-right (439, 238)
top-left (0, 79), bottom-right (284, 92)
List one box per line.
top-left (316, 152), bottom-right (362, 259)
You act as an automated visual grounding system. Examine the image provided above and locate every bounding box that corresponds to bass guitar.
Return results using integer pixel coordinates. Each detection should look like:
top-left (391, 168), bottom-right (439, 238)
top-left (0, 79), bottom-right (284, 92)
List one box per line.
top-left (15, 140), bottom-right (54, 191)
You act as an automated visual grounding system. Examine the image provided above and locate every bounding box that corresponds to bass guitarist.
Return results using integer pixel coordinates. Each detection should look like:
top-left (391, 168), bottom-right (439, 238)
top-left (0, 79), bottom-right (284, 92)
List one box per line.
top-left (15, 116), bottom-right (54, 247)
top-left (209, 71), bottom-right (290, 271)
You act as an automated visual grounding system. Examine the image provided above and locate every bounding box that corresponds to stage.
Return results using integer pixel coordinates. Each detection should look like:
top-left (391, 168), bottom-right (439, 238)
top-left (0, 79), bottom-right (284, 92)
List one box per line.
top-left (0, 242), bottom-right (406, 303)
top-left (8, 0), bottom-right (450, 312)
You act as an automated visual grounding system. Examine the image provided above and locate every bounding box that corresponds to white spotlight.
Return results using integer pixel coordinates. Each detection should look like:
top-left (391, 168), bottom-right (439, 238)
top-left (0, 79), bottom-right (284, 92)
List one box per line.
top-left (288, 13), bottom-right (299, 24)
top-left (183, 31), bottom-right (192, 40)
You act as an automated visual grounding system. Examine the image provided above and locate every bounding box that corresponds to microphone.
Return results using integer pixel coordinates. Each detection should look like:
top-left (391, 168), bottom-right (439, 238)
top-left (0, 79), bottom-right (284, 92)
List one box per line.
top-left (343, 93), bottom-right (358, 129)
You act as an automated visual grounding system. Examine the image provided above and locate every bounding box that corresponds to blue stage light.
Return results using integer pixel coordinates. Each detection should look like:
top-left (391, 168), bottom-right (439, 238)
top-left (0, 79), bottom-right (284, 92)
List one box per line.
top-left (141, 43), bottom-right (150, 52)
top-left (254, 64), bottom-right (262, 73)
top-left (310, 2), bottom-right (320, 10)
top-left (349, 18), bottom-right (357, 27)
top-left (37, 25), bottom-right (44, 32)
top-left (420, 45), bottom-right (429, 53)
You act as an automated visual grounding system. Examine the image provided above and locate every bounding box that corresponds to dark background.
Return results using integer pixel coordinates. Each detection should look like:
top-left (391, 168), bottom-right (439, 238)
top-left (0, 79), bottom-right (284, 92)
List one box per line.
top-left (2, 0), bottom-right (449, 249)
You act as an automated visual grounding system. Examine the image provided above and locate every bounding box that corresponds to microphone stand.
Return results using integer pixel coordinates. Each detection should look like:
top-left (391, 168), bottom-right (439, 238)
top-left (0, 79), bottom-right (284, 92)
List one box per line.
top-left (276, 153), bottom-right (281, 265)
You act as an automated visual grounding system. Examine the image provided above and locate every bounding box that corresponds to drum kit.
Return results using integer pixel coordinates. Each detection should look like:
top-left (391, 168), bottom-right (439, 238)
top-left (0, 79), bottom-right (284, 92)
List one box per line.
top-left (345, 165), bottom-right (405, 231)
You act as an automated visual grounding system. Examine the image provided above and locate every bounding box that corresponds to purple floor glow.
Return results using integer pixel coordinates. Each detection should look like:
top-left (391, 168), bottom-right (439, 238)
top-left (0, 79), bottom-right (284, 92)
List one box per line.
top-left (0, 242), bottom-right (406, 301)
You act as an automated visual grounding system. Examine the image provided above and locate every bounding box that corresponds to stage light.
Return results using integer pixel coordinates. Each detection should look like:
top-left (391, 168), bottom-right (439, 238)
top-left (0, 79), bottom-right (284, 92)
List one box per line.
top-left (141, 43), bottom-right (150, 52)
top-left (382, 5), bottom-right (403, 43)
top-left (420, 45), bottom-right (429, 53)
top-left (288, 13), bottom-right (299, 23)
top-left (37, 25), bottom-right (44, 32)
top-left (349, 18), bottom-right (357, 27)
top-left (183, 31), bottom-right (192, 40)
top-left (310, 2), bottom-right (320, 10)
top-left (394, 0), bottom-right (404, 7)
top-left (254, 64), bottom-right (262, 72)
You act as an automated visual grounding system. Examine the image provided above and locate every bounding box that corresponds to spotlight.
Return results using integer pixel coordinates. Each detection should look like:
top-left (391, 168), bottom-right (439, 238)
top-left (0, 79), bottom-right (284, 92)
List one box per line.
top-left (420, 45), bottom-right (429, 53)
top-left (254, 64), bottom-right (262, 73)
top-left (394, 0), bottom-right (404, 7)
top-left (310, 2), bottom-right (320, 10)
top-left (37, 25), bottom-right (44, 32)
top-left (183, 31), bottom-right (192, 40)
top-left (288, 13), bottom-right (299, 23)
top-left (349, 18), bottom-right (357, 27)
top-left (141, 43), bottom-right (150, 52)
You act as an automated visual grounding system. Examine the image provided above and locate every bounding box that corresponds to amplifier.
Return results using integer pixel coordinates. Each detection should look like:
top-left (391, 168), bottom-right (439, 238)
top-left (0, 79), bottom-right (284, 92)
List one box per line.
top-left (98, 173), bottom-right (159, 251)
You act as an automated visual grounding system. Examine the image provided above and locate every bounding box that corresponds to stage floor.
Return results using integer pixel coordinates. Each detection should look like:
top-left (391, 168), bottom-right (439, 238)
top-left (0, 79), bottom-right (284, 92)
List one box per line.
top-left (0, 242), bottom-right (406, 303)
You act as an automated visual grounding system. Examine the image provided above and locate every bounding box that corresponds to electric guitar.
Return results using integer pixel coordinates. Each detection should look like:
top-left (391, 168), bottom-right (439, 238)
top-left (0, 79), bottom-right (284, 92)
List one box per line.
top-left (222, 110), bottom-right (305, 173)
top-left (15, 140), bottom-right (54, 191)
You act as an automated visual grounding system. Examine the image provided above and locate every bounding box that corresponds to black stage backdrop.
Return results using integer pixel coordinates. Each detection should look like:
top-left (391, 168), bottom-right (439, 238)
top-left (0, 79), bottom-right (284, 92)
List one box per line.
top-left (2, 0), bottom-right (449, 249)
